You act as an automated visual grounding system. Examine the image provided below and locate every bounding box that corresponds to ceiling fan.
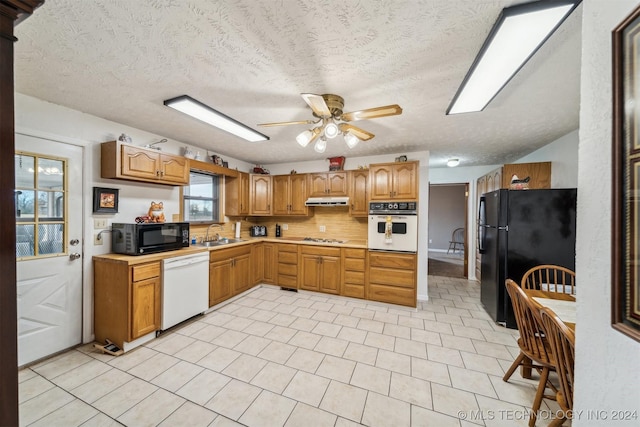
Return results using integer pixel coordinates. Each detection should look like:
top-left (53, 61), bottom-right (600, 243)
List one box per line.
top-left (258, 93), bottom-right (402, 153)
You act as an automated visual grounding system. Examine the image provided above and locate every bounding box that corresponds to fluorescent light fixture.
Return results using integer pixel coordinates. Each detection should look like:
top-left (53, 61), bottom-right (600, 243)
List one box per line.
top-left (164, 95), bottom-right (269, 142)
top-left (446, 0), bottom-right (581, 115)
top-left (447, 158), bottom-right (460, 167)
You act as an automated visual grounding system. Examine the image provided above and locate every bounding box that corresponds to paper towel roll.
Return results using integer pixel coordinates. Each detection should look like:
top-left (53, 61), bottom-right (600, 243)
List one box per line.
top-left (235, 221), bottom-right (241, 239)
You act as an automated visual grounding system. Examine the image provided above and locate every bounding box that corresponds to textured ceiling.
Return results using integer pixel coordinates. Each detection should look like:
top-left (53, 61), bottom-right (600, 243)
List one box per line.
top-left (14, 0), bottom-right (582, 168)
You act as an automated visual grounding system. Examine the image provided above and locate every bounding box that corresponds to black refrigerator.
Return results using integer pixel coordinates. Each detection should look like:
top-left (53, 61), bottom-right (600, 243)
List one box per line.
top-left (479, 189), bottom-right (577, 328)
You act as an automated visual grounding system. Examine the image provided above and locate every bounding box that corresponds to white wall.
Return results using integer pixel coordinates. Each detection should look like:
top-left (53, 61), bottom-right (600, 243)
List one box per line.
top-left (515, 129), bottom-right (579, 188)
top-left (14, 93), bottom-right (252, 343)
top-left (574, 1), bottom-right (640, 424)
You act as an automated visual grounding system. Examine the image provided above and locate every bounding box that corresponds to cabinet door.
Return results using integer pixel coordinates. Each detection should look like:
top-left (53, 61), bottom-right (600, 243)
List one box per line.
top-left (308, 173), bottom-right (329, 196)
top-left (263, 243), bottom-right (276, 284)
top-left (369, 165), bottom-right (393, 200)
top-left (300, 253), bottom-right (320, 291)
top-left (327, 172), bottom-right (348, 196)
top-left (131, 276), bottom-right (160, 340)
top-left (225, 172), bottom-right (250, 216)
top-left (210, 259), bottom-right (232, 306)
top-left (250, 175), bottom-right (272, 215)
top-left (251, 243), bottom-right (264, 285)
top-left (239, 172), bottom-right (250, 215)
top-left (392, 163), bottom-right (417, 199)
top-left (121, 146), bottom-right (160, 180)
top-left (233, 254), bottom-right (251, 294)
top-left (502, 162), bottom-right (551, 189)
top-left (272, 175), bottom-right (290, 215)
top-left (349, 170), bottom-right (368, 216)
top-left (159, 154), bottom-right (189, 184)
top-left (289, 174), bottom-right (308, 215)
top-left (320, 256), bottom-right (341, 294)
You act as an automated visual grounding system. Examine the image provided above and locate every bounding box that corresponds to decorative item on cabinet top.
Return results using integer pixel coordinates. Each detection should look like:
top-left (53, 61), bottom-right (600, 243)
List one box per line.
top-left (328, 156), bottom-right (345, 171)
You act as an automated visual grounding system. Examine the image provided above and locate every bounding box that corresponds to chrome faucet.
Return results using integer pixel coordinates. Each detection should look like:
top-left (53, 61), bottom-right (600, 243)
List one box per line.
top-left (144, 138), bottom-right (167, 150)
top-left (205, 224), bottom-right (223, 242)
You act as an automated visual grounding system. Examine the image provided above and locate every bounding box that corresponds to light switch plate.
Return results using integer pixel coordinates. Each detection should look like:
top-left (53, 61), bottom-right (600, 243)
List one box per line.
top-left (94, 218), bottom-right (107, 229)
top-left (319, 225), bottom-right (326, 232)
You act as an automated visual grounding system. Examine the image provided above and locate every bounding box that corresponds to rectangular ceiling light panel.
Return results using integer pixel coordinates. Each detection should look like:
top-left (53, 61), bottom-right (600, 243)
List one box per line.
top-left (447, 0), bottom-right (581, 115)
top-left (164, 95), bottom-right (269, 142)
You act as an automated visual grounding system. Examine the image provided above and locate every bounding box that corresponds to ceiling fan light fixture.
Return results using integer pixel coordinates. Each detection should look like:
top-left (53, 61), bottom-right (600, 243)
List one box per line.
top-left (164, 95), bottom-right (269, 142)
top-left (447, 158), bottom-right (460, 167)
top-left (296, 128), bottom-right (318, 147)
top-left (446, 0), bottom-right (581, 115)
top-left (314, 138), bottom-right (327, 153)
top-left (344, 132), bottom-right (360, 148)
top-left (324, 121), bottom-right (339, 139)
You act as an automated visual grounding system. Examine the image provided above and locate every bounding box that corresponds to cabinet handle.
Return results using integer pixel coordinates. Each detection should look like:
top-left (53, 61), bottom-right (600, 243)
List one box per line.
top-left (156, 170), bottom-right (161, 177)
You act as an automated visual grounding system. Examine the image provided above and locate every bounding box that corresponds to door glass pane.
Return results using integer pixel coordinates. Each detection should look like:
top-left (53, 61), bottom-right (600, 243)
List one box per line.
top-left (38, 191), bottom-right (64, 220)
top-left (16, 225), bottom-right (34, 257)
top-left (16, 190), bottom-right (35, 220)
top-left (38, 158), bottom-right (64, 189)
top-left (38, 224), bottom-right (64, 255)
top-left (15, 154), bottom-right (34, 188)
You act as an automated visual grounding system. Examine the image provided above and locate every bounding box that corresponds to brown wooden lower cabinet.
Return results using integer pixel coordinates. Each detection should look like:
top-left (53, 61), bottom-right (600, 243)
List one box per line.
top-left (300, 246), bottom-right (341, 295)
top-left (94, 259), bottom-right (161, 349)
top-left (251, 243), bottom-right (264, 285)
top-left (263, 243), bottom-right (276, 284)
top-left (342, 248), bottom-right (367, 299)
top-left (277, 244), bottom-right (298, 289)
top-left (209, 245), bottom-right (252, 306)
top-left (367, 251), bottom-right (417, 307)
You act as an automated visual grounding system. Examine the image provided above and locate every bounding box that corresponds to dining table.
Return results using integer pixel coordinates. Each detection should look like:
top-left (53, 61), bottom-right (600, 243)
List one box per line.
top-left (524, 289), bottom-right (576, 331)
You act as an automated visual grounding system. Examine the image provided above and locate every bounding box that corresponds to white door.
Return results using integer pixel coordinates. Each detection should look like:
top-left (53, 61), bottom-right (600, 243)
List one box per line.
top-left (15, 134), bottom-right (83, 366)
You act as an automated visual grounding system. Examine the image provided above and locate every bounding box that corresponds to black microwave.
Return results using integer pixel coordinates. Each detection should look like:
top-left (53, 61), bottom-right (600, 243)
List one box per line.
top-left (111, 222), bottom-right (189, 255)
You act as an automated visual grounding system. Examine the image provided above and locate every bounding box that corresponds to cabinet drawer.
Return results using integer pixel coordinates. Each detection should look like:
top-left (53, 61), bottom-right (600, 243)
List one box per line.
top-left (279, 275), bottom-right (297, 288)
top-left (300, 246), bottom-right (341, 257)
top-left (343, 248), bottom-right (366, 258)
top-left (369, 252), bottom-right (416, 269)
top-left (368, 284), bottom-right (415, 307)
top-left (278, 244), bottom-right (297, 253)
top-left (344, 270), bottom-right (365, 285)
top-left (279, 251), bottom-right (298, 264)
top-left (131, 263), bottom-right (160, 282)
top-left (369, 267), bottom-right (415, 288)
top-left (209, 246), bottom-right (251, 262)
top-left (344, 258), bottom-right (365, 272)
top-left (343, 284), bottom-right (365, 299)
top-left (279, 263), bottom-right (297, 276)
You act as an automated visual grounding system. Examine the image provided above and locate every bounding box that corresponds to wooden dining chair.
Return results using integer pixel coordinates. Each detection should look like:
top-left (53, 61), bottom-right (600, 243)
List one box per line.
top-left (539, 306), bottom-right (575, 427)
top-left (447, 227), bottom-right (464, 254)
top-left (503, 279), bottom-right (557, 427)
top-left (521, 264), bottom-right (576, 295)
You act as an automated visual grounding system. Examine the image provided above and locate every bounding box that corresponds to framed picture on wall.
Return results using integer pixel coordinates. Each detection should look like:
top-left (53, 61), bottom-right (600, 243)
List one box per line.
top-left (93, 187), bottom-right (119, 214)
top-left (612, 4), bottom-right (640, 343)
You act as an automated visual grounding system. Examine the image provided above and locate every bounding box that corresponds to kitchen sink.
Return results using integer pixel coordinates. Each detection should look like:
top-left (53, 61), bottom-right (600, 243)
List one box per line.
top-left (197, 238), bottom-right (245, 247)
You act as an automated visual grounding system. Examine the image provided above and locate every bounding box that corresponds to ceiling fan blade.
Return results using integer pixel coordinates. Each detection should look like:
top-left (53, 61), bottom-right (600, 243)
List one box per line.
top-left (339, 123), bottom-right (375, 141)
top-left (341, 104), bottom-right (402, 122)
top-left (257, 120), bottom-right (316, 127)
top-left (301, 93), bottom-right (332, 118)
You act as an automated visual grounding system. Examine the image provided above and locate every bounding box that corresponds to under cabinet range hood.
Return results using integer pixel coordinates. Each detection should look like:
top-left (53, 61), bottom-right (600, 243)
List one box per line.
top-left (305, 196), bottom-right (350, 206)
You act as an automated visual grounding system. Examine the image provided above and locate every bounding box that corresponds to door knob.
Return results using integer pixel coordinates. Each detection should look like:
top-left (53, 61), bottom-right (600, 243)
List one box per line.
top-left (69, 253), bottom-right (81, 260)
top-left (70, 239), bottom-right (80, 246)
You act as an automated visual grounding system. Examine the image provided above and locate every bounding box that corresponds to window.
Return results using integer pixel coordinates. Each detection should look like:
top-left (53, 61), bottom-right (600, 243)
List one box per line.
top-left (183, 171), bottom-right (220, 223)
top-left (15, 152), bottom-right (67, 258)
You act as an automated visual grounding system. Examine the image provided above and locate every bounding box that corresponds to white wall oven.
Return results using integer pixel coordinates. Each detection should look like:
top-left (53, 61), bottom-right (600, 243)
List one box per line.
top-left (368, 201), bottom-right (418, 253)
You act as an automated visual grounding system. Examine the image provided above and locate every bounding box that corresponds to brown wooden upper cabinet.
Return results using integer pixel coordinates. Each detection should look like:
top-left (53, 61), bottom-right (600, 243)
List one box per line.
top-left (250, 174), bottom-right (272, 215)
top-left (369, 161), bottom-right (418, 200)
top-left (101, 140), bottom-right (189, 185)
top-left (225, 171), bottom-right (250, 216)
top-left (349, 170), bottom-right (368, 217)
top-left (272, 174), bottom-right (309, 216)
top-left (501, 162), bottom-right (551, 189)
top-left (308, 172), bottom-right (348, 196)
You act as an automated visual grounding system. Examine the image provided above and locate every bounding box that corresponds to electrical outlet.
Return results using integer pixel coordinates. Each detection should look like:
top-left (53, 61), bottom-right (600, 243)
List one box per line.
top-left (319, 225), bottom-right (326, 232)
top-left (282, 224), bottom-right (288, 230)
top-left (94, 234), bottom-right (103, 246)
top-left (94, 218), bottom-right (107, 229)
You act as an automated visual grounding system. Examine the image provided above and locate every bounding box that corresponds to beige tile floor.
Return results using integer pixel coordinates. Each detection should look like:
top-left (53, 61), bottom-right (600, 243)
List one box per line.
top-left (18, 276), bottom-right (566, 426)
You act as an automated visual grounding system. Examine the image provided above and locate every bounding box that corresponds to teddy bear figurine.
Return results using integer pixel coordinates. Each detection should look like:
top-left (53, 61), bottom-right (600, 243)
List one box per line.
top-left (148, 201), bottom-right (165, 223)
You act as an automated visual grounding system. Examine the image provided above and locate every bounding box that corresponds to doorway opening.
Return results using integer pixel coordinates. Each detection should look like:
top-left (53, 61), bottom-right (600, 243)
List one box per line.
top-left (428, 183), bottom-right (468, 278)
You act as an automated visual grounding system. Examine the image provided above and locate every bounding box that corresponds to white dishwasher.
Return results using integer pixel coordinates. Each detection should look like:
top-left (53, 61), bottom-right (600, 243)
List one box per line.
top-left (162, 252), bottom-right (209, 330)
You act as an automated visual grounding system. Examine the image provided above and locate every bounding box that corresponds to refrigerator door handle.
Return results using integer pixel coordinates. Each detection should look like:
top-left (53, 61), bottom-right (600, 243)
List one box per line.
top-left (478, 197), bottom-right (487, 253)
top-left (498, 225), bottom-right (508, 231)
